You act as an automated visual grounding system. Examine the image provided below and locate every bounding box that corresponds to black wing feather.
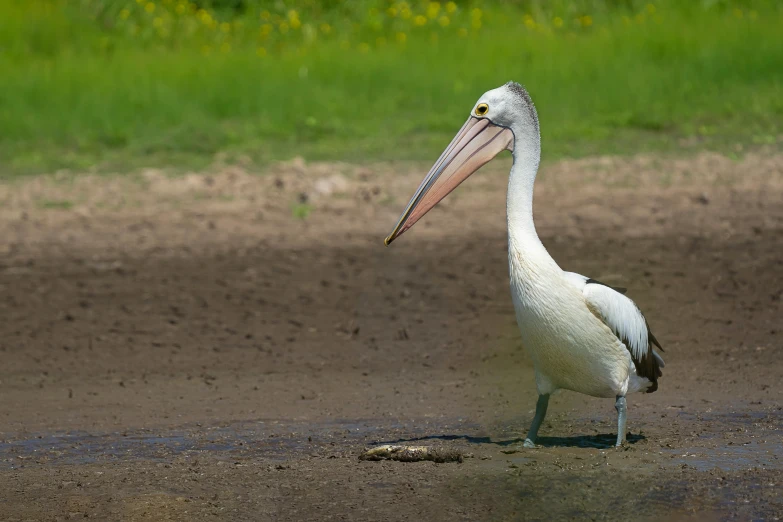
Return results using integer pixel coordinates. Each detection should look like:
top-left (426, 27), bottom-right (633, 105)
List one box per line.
top-left (585, 278), bottom-right (627, 295)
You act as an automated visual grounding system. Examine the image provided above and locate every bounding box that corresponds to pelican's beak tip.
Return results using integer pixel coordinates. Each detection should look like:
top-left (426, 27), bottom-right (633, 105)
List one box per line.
top-left (383, 235), bottom-right (394, 246)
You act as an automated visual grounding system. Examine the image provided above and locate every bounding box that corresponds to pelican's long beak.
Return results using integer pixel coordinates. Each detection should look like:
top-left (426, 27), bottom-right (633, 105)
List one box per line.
top-left (384, 117), bottom-right (514, 245)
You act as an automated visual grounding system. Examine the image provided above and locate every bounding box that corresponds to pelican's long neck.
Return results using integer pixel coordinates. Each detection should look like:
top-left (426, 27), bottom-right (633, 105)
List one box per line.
top-left (507, 127), bottom-right (543, 246)
top-left (506, 127), bottom-right (559, 273)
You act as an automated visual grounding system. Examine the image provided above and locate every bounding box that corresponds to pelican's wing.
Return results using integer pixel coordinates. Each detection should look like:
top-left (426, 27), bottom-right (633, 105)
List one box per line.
top-left (564, 272), bottom-right (665, 393)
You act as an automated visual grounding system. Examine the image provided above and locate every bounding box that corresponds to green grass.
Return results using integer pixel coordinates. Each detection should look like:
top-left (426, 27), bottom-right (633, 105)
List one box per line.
top-left (291, 202), bottom-right (313, 219)
top-left (37, 199), bottom-right (75, 210)
top-left (1, 1), bottom-right (782, 177)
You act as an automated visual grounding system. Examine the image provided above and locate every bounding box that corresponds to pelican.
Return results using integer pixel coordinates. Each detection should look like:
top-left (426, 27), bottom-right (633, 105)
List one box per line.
top-left (384, 82), bottom-right (664, 447)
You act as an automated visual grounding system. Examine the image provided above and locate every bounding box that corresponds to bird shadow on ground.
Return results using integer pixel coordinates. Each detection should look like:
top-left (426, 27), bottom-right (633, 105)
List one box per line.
top-left (379, 433), bottom-right (644, 449)
top-left (534, 433), bottom-right (644, 448)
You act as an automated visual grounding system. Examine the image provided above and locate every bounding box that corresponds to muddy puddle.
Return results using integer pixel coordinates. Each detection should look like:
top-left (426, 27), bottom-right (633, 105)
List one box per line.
top-left (3, 409), bottom-right (779, 474)
top-left (662, 410), bottom-right (783, 473)
top-left (0, 418), bottom-right (479, 469)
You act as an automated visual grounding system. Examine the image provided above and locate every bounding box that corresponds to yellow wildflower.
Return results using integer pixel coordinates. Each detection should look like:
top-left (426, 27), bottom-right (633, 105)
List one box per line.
top-left (279, 22), bottom-right (289, 33)
top-left (120, 8), bottom-right (130, 19)
top-left (256, 47), bottom-right (267, 57)
top-left (175, 3), bottom-right (185, 15)
top-left (221, 42), bottom-right (231, 53)
top-left (358, 42), bottom-right (370, 53)
top-left (553, 16), bottom-right (563, 28)
top-left (320, 23), bottom-right (332, 34)
top-left (581, 15), bottom-right (592, 27)
top-left (145, 2), bottom-right (155, 13)
top-left (260, 10), bottom-right (270, 20)
top-left (646, 4), bottom-right (656, 14)
top-left (260, 23), bottom-right (272, 36)
top-left (749, 10), bottom-right (758, 19)
top-left (400, 7), bottom-right (412, 19)
top-left (445, 2), bottom-right (457, 14)
top-left (427, 2), bottom-right (440, 19)
top-left (471, 8), bottom-right (482, 20)
top-left (733, 8), bottom-right (743, 18)
top-left (387, 7), bottom-right (398, 17)
top-left (457, 27), bottom-right (468, 37)
top-left (153, 17), bottom-right (164, 28)
top-left (287, 10), bottom-right (301, 29)
top-left (438, 15), bottom-right (449, 27)
top-left (396, 32), bottom-right (407, 43)
top-left (471, 19), bottom-right (481, 30)
top-left (220, 22), bottom-right (230, 33)
top-left (414, 15), bottom-right (427, 26)
top-left (524, 14), bottom-right (535, 29)
top-left (201, 44), bottom-right (211, 54)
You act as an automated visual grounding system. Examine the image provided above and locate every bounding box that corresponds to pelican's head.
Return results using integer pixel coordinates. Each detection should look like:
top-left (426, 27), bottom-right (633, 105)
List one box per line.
top-left (384, 81), bottom-right (538, 245)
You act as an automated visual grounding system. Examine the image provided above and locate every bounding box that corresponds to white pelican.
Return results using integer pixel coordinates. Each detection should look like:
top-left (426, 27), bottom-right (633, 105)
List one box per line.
top-left (385, 82), bottom-right (664, 447)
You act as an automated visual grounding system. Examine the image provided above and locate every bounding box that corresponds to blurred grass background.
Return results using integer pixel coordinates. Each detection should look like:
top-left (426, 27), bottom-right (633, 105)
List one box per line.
top-left (1, 0), bottom-right (782, 176)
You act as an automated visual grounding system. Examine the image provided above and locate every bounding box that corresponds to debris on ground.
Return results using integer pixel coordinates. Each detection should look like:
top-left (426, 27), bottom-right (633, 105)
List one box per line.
top-left (359, 445), bottom-right (467, 463)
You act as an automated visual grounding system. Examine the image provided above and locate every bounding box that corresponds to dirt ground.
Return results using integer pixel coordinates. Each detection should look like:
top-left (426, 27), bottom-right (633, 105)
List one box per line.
top-left (0, 151), bottom-right (782, 521)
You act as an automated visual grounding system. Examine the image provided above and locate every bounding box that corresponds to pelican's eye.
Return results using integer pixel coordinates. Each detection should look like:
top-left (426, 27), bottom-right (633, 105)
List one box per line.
top-left (475, 103), bottom-right (489, 116)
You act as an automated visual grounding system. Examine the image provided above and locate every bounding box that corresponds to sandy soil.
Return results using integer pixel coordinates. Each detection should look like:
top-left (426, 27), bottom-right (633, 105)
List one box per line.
top-left (0, 151), bottom-right (782, 521)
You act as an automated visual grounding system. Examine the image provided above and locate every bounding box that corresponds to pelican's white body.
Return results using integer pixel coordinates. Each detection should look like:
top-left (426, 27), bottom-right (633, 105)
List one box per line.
top-left (508, 248), bottom-right (644, 398)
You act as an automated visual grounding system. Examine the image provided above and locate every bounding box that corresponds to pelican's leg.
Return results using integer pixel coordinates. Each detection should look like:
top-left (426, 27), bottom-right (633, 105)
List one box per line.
top-left (615, 395), bottom-right (627, 447)
top-left (523, 394), bottom-right (550, 448)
